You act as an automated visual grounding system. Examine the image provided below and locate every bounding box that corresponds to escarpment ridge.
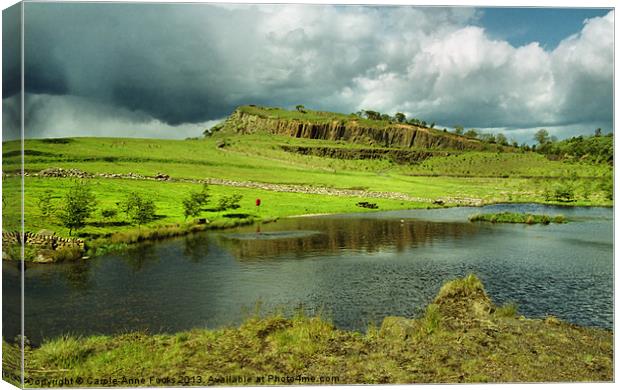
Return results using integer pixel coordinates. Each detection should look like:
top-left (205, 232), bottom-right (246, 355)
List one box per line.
top-left (218, 105), bottom-right (495, 151)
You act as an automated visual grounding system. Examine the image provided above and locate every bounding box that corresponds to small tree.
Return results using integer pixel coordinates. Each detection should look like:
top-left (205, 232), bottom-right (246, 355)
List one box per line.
top-left (496, 133), bottom-right (508, 146)
top-left (58, 181), bottom-right (97, 236)
top-left (182, 185), bottom-right (210, 220)
top-left (454, 126), bottom-right (464, 135)
top-left (183, 196), bottom-right (202, 220)
top-left (534, 129), bottom-right (550, 145)
top-left (120, 192), bottom-right (157, 227)
top-left (119, 192), bottom-right (141, 218)
top-left (394, 112), bottom-right (406, 123)
top-left (595, 128), bottom-right (602, 137)
top-left (130, 197), bottom-right (156, 227)
top-left (218, 194), bottom-right (243, 211)
top-left (363, 110), bottom-right (382, 121)
top-left (464, 129), bottom-right (478, 138)
top-left (295, 104), bottom-right (306, 113)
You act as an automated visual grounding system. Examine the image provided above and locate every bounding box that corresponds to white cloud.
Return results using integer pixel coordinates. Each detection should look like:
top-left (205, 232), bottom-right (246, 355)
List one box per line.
top-left (4, 4), bottom-right (613, 141)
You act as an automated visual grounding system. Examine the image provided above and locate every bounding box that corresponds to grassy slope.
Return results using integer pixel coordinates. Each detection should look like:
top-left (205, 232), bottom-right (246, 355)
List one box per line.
top-left (3, 275), bottom-right (612, 385)
top-left (1, 131), bottom-right (612, 242)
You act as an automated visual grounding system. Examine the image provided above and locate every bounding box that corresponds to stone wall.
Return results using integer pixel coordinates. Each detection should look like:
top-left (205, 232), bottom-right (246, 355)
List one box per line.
top-left (2, 231), bottom-right (85, 261)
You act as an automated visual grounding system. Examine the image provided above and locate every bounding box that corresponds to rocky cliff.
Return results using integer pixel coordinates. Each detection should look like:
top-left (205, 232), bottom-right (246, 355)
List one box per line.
top-left (221, 108), bottom-right (489, 151)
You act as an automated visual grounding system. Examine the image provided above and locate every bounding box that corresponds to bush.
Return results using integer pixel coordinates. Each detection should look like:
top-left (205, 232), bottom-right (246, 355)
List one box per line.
top-left (52, 246), bottom-right (83, 262)
top-left (553, 183), bottom-right (575, 202)
top-left (101, 208), bottom-right (118, 220)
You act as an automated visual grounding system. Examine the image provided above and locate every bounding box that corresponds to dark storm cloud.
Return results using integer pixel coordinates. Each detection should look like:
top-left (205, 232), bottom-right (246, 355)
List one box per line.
top-left (2, 3), bottom-right (22, 141)
top-left (2, 3), bottom-right (21, 99)
top-left (3, 3), bottom-right (614, 140)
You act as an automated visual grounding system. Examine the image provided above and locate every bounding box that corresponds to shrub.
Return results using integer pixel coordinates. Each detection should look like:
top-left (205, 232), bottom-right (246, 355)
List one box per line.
top-left (101, 208), bottom-right (118, 220)
top-left (52, 246), bottom-right (83, 262)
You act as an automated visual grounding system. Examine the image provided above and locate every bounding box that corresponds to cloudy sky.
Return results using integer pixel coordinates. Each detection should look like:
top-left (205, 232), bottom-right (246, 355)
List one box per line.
top-left (1, 2), bottom-right (614, 142)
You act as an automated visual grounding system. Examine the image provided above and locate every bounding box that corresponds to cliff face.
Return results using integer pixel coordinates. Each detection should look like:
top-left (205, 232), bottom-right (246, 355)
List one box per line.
top-left (223, 109), bottom-right (487, 150)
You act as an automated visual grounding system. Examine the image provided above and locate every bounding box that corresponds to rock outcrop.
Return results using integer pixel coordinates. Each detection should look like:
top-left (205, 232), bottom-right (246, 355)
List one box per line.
top-left (222, 108), bottom-right (489, 151)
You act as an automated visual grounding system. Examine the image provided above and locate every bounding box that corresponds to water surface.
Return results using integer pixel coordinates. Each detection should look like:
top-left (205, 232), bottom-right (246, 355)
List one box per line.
top-left (2, 204), bottom-right (613, 345)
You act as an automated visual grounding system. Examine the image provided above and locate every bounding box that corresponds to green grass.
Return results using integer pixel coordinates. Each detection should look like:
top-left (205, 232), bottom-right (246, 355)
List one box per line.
top-left (5, 275), bottom-right (612, 385)
top-left (1, 132), bottom-right (612, 258)
top-left (469, 212), bottom-right (567, 224)
top-left (2, 135), bottom-right (611, 203)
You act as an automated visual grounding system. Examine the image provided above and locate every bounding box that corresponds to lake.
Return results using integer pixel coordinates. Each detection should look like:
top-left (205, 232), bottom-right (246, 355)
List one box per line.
top-left (2, 204), bottom-right (613, 346)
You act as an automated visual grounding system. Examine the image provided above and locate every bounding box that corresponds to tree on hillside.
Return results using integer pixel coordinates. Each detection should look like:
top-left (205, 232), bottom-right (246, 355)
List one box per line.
top-left (394, 112), bottom-right (406, 123)
top-left (595, 128), bottom-right (602, 137)
top-left (496, 133), bottom-right (508, 146)
top-left (479, 133), bottom-right (496, 143)
top-left (363, 110), bottom-right (382, 121)
top-left (464, 129), bottom-right (478, 138)
top-left (295, 104), bottom-right (306, 113)
top-left (534, 129), bottom-right (551, 145)
top-left (454, 126), bottom-right (464, 135)
top-left (58, 181), bottom-right (97, 236)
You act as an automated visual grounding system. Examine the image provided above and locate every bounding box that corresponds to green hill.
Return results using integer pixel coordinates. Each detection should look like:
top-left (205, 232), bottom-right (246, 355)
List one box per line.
top-left (216, 105), bottom-right (501, 151)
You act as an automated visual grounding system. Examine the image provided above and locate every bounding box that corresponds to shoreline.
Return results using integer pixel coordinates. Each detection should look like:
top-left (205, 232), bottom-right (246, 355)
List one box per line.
top-left (2, 201), bottom-right (612, 264)
top-left (3, 275), bottom-right (612, 385)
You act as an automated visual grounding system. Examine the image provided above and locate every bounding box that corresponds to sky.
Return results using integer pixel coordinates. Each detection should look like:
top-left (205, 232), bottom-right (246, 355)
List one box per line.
top-left (1, 2), bottom-right (615, 143)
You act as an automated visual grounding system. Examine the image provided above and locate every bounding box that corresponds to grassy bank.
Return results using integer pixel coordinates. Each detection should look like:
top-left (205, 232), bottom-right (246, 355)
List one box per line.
top-left (469, 212), bottom-right (567, 225)
top-left (2, 275), bottom-right (612, 385)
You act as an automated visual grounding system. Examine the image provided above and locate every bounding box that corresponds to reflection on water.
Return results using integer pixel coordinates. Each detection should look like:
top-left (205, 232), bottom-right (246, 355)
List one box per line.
top-left (220, 218), bottom-right (481, 260)
top-left (2, 204), bottom-right (613, 346)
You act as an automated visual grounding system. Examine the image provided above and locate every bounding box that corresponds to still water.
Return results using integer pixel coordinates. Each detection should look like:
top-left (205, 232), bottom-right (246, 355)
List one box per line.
top-left (3, 204), bottom-right (613, 345)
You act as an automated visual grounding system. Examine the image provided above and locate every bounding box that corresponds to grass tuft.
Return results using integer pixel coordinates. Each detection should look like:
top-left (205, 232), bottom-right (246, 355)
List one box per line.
top-left (469, 212), bottom-right (567, 225)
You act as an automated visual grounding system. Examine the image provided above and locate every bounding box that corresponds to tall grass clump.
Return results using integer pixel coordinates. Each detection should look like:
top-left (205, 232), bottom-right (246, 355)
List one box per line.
top-left (421, 304), bottom-right (442, 334)
top-left (36, 335), bottom-right (96, 368)
top-left (469, 212), bottom-right (566, 225)
top-left (52, 246), bottom-right (83, 262)
top-left (495, 302), bottom-right (519, 318)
